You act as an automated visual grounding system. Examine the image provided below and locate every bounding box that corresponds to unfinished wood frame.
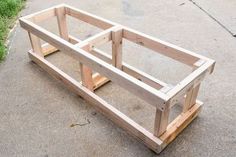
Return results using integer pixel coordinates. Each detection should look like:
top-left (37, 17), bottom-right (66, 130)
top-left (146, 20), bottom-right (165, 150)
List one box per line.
top-left (19, 4), bottom-right (215, 153)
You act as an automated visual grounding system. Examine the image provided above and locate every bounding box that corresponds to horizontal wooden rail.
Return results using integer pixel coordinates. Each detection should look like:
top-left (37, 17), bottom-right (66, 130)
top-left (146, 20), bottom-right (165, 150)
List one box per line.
top-left (65, 5), bottom-right (115, 29)
top-left (22, 5), bottom-right (61, 22)
top-left (74, 26), bottom-right (117, 50)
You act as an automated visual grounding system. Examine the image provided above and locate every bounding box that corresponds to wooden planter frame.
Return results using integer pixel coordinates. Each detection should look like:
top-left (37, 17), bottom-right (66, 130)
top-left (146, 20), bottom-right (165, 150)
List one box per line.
top-left (19, 4), bottom-right (215, 153)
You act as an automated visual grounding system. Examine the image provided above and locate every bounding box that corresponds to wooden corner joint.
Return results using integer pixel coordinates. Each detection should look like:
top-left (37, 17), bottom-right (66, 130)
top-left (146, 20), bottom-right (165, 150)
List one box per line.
top-left (159, 102), bottom-right (202, 150)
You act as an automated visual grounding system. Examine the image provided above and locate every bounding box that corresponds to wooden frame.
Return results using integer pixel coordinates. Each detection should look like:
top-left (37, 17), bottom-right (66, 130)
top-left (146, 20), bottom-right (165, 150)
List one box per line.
top-left (19, 4), bottom-right (215, 153)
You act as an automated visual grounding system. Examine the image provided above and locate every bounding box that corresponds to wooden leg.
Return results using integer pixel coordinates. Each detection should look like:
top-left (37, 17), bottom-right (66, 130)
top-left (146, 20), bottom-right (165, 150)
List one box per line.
top-left (56, 6), bottom-right (69, 41)
top-left (28, 32), bottom-right (43, 57)
top-left (154, 104), bottom-right (170, 137)
top-left (160, 102), bottom-right (202, 148)
top-left (79, 45), bottom-right (94, 91)
top-left (183, 84), bottom-right (200, 112)
top-left (190, 84), bottom-right (200, 107)
top-left (112, 27), bottom-right (123, 69)
top-left (80, 63), bottom-right (94, 91)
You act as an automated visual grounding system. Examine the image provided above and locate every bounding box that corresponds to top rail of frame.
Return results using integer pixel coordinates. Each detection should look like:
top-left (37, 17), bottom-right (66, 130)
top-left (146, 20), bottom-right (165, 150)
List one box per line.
top-left (21, 4), bottom-right (214, 68)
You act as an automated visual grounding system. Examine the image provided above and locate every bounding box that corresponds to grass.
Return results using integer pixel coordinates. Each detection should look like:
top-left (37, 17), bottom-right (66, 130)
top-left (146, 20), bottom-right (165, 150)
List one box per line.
top-left (0, 0), bottom-right (25, 60)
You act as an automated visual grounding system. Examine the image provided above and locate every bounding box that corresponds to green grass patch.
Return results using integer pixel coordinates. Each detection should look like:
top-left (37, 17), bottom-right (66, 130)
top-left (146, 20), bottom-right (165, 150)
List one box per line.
top-left (0, 0), bottom-right (25, 60)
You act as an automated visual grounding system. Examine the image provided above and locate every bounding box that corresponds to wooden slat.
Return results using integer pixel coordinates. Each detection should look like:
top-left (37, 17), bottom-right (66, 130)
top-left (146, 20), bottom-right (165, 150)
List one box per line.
top-left (56, 6), bottom-right (69, 41)
top-left (28, 50), bottom-right (163, 152)
top-left (65, 5), bottom-right (115, 29)
top-left (20, 19), bottom-right (168, 110)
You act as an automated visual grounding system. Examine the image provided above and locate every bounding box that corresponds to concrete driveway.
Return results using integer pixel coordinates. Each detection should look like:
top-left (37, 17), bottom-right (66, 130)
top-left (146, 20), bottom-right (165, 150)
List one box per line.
top-left (0, 0), bottom-right (235, 156)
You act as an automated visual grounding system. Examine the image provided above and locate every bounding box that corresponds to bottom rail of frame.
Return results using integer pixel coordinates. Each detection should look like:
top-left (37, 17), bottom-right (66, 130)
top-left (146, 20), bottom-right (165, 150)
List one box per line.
top-left (28, 50), bottom-right (203, 154)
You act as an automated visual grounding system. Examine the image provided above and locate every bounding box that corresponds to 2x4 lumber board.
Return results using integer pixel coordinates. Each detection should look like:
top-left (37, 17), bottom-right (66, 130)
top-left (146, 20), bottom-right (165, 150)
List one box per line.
top-left (64, 5), bottom-right (115, 30)
top-left (41, 43), bottom-right (58, 56)
top-left (189, 84), bottom-right (200, 109)
top-left (166, 60), bottom-right (215, 106)
top-left (79, 45), bottom-right (94, 91)
top-left (122, 64), bottom-right (167, 90)
top-left (160, 101), bottom-right (202, 148)
top-left (80, 62), bottom-right (94, 91)
top-left (112, 27), bottom-right (123, 69)
top-left (92, 73), bottom-right (110, 90)
top-left (56, 6), bottom-right (69, 41)
top-left (75, 26), bottom-right (116, 50)
top-left (80, 45), bottom-right (94, 91)
top-left (28, 32), bottom-right (43, 57)
top-left (28, 50), bottom-right (163, 152)
top-left (183, 84), bottom-right (200, 112)
top-left (22, 5), bottom-right (59, 23)
top-left (182, 86), bottom-right (194, 113)
top-left (154, 106), bottom-right (170, 137)
top-left (40, 38), bottom-right (167, 90)
top-left (19, 19), bottom-right (168, 110)
top-left (43, 35), bottom-right (80, 57)
top-left (123, 28), bottom-right (207, 67)
top-left (68, 35), bottom-right (81, 44)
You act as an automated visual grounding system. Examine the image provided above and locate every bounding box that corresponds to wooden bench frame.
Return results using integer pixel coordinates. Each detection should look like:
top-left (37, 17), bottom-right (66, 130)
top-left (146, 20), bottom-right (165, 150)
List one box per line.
top-left (19, 4), bottom-right (215, 153)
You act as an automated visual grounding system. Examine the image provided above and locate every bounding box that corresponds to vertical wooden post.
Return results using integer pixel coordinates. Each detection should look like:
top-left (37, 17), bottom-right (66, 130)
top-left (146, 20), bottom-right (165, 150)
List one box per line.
top-left (154, 103), bottom-right (170, 137)
top-left (112, 27), bottom-right (123, 69)
top-left (80, 45), bottom-right (94, 91)
top-left (56, 7), bottom-right (69, 41)
top-left (28, 32), bottom-right (43, 57)
top-left (28, 15), bottom-right (44, 57)
top-left (183, 84), bottom-right (200, 112)
top-left (28, 16), bottom-right (44, 57)
top-left (183, 66), bottom-right (201, 113)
